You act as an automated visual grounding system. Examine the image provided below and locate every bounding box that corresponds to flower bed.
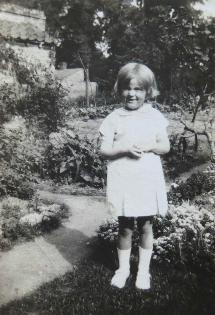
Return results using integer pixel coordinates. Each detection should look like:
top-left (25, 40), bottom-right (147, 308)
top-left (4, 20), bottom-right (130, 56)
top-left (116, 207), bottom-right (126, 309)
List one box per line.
top-left (168, 170), bottom-right (215, 205)
top-left (0, 196), bottom-right (68, 250)
top-left (97, 201), bottom-right (215, 272)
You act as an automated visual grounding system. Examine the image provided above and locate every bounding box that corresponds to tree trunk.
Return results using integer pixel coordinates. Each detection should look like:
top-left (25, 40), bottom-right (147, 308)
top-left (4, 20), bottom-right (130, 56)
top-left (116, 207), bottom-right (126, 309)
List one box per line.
top-left (85, 66), bottom-right (90, 107)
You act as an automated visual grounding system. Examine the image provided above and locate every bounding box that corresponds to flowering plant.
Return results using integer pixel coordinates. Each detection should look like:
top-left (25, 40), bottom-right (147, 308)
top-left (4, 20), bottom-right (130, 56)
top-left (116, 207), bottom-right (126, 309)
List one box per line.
top-left (153, 202), bottom-right (215, 268)
top-left (168, 171), bottom-right (215, 205)
top-left (97, 201), bottom-right (215, 270)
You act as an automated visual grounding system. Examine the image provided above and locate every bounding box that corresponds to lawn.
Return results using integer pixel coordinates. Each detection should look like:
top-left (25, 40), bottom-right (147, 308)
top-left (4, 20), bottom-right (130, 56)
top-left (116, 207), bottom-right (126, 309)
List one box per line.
top-left (1, 244), bottom-right (214, 315)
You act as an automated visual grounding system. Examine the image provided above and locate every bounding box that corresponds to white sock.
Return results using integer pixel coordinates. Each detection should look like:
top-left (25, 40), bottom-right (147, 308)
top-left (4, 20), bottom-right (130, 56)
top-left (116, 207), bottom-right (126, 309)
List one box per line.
top-left (136, 247), bottom-right (153, 290)
top-left (111, 248), bottom-right (131, 288)
top-left (137, 246), bottom-right (153, 275)
top-left (117, 247), bottom-right (131, 271)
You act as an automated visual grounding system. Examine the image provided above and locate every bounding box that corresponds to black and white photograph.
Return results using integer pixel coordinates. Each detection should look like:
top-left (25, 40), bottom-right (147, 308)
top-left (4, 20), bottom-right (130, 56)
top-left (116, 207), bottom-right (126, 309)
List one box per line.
top-left (0, 0), bottom-right (214, 314)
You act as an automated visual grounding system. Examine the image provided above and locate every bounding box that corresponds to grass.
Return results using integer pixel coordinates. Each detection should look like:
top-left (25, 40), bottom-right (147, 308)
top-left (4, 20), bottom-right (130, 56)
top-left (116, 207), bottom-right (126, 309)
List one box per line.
top-left (1, 245), bottom-right (215, 315)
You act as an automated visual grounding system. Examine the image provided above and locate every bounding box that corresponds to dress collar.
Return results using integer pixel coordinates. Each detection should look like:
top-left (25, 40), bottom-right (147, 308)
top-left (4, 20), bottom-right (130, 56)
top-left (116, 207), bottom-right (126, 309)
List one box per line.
top-left (116, 103), bottom-right (153, 116)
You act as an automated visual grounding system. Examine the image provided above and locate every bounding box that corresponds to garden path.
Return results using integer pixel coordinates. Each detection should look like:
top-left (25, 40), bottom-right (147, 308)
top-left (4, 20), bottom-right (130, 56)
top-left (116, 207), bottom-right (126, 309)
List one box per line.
top-left (0, 160), bottom-right (210, 307)
top-left (0, 193), bottom-right (110, 307)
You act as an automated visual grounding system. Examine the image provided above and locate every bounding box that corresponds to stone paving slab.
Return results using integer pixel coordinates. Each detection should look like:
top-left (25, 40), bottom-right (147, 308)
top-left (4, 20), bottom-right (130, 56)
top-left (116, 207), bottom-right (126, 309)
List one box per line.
top-left (0, 194), bottom-right (110, 307)
top-left (0, 237), bottom-right (72, 306)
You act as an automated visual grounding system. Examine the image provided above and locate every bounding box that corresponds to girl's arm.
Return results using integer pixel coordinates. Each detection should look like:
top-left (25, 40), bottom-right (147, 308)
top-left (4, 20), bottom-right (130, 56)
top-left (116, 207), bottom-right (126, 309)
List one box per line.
top-left (138, 129), bottom-right (170, 155)
top-left (152, 129), bottom-right (170, 155)
top-left (99, 137), bottom-right (143, 160)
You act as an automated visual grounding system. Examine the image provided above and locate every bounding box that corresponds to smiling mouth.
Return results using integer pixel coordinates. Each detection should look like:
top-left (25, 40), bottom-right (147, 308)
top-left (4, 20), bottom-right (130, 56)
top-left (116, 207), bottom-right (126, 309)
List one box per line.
top-left (127, 99), bottom-right (137, 102)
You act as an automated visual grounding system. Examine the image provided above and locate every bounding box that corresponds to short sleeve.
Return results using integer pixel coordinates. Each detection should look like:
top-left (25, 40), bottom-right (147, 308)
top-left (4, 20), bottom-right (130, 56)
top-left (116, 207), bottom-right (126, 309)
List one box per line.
top-left (155, 110), bottom-right (169, 131)
top-left (99, 112), bottom-right (117, 146)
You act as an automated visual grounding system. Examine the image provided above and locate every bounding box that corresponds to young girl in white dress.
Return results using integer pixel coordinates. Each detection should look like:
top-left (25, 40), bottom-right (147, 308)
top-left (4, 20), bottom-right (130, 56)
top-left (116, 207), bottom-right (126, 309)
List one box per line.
top-left (99, 62), bottom-right (170, 290)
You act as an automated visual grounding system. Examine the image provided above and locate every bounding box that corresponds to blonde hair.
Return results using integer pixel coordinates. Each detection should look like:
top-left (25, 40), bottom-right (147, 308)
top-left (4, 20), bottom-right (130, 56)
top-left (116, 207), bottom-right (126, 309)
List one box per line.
top-left (114, 62), bottom-right (159, 99)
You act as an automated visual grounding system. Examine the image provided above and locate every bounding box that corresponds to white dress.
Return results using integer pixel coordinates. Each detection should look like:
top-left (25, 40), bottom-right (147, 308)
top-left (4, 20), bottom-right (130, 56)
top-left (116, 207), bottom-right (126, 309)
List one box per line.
top-left (99, 103), bottom-right (169, 218)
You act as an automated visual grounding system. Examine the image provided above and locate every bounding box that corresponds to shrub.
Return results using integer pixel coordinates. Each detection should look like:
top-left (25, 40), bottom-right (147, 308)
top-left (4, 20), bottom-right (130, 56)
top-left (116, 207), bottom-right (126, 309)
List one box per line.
top-left (153, 203), bottom-right (215, 271)
top-left (17, 79), bottom-right (68, 132)
top-left (46, 127), bottom-right (106, 187)
top-left (97, 202), bottom-right (215, 272)
top-left (168, 171), bottom-right (215, 205)
top-left (0, 116), bottom-right (48, 198)
top-left (0, 41), bottom-right (69, 199)
top-left (0, 196), bottom-right (68, 250)
top-left (0, 42), bottom-right (68, 131)
top-left (163, 132), bottom-right (207, 179)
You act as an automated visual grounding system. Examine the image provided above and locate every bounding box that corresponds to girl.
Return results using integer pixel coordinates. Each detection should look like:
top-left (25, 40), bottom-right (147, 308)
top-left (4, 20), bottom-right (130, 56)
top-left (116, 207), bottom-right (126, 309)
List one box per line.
top-left (99, 63), bottom-right (170, 290)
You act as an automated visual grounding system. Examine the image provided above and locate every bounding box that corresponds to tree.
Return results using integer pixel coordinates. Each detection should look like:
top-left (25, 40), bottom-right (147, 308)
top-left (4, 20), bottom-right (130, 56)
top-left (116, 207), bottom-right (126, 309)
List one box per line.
top-left (102, 0), bottom-right (215, 102)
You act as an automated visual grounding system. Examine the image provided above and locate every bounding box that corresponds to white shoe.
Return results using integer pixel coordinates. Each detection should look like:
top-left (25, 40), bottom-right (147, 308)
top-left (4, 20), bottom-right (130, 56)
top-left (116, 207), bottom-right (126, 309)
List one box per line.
top-left (111, 269), bottom-right (130, 288)
top-left (135, 272), bottom-right (151, 290)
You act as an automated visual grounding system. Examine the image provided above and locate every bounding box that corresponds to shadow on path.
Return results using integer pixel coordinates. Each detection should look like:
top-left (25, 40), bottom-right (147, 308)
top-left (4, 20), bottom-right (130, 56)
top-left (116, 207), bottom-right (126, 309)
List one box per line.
top-left (43, 225), bottom-right (93, 265)
top-left (0, 193), bottom-right (110, 308)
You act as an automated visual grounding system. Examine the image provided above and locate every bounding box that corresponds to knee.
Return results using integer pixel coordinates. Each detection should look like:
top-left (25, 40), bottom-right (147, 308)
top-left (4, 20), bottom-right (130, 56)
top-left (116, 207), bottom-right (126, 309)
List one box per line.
top-left (138, 221), bottom-right (153, 236)
top-left (119, 227), bottom-right (133, 239)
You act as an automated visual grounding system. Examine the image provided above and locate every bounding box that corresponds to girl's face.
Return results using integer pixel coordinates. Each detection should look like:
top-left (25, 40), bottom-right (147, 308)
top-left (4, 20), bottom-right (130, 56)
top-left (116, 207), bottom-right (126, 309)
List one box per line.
top-left (122, 78), bottom-right (146, 110)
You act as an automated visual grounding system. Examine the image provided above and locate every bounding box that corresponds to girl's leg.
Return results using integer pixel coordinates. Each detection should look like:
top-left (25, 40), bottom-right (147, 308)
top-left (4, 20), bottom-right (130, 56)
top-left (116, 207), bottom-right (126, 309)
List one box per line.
top-left (111, 217), bottom-right (134, 288)
top-left (138, 216), bottom-right (154, 249)
top-left (136, 216), bottom-right (154, 290)
top-left (117, 216), bottom-right (134, 249)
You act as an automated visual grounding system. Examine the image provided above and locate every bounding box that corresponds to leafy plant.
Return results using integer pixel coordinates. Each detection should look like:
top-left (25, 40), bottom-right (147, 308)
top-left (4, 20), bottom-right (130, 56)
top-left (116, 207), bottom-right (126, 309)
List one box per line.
top-left (0, 116), bottom-right (49, 198)
top-left (168, 171), bottom-right (215, 205)
top-left (0, 196), bottom-right (68, 250)
top-left (46, 127), bottom-right (106, 187)
top-left (97, 201), bottom-right (215, 273)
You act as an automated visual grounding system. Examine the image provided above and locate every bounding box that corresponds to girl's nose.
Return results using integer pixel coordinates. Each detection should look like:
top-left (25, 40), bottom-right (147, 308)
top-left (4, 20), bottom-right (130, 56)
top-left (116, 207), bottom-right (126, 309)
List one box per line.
top-left (128, 89), bottom-right (135, 96)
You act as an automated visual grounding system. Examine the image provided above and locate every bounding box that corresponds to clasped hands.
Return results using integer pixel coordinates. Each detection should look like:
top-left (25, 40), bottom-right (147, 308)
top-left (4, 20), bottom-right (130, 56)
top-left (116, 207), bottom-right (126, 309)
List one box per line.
top-left (127, 143), bottom-right (154, 159)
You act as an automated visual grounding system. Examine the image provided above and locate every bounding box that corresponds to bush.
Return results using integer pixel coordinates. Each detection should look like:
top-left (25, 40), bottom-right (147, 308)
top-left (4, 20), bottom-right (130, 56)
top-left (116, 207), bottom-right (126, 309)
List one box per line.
top-left (168, 171), bottom-right (215, 205)
top-left (46, 127), bottom-right (106, 187)
top-left (0, 41), bottom-right (69, 199)
top-left (0, 42), bottom-right (68, 131)
top-left (97, 202), bottom-right (215, 272)
top-left (153, 203), bottom-right (215, 270)
top-left (0, 116), bottom-right (48, 198)
top-left (17, 79), bottom-right (68, 132)
top-left (0, 196), bottom-right (68, 250)
top-left (163, 133), bottom-right (197, 178)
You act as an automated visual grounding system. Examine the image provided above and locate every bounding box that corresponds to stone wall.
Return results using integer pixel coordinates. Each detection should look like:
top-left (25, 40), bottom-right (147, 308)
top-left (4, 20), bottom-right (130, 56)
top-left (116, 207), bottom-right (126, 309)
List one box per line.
top-left (12, 45), bottom-right (55, 68)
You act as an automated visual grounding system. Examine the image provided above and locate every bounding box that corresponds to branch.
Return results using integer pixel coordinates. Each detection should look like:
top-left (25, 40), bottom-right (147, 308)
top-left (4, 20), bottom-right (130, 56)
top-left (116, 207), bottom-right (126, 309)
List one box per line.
top-left (180, 120), bottom-right (207, 136)
top-left (78, 53), bottom-right (87, 75)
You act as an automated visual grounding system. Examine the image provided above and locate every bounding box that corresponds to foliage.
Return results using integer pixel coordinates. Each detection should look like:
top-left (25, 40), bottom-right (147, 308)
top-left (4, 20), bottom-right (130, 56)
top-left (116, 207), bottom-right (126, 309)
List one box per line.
top-left (68, 95), bottom-right (119, 119)
top-left (0, 43), bottom-right (35, 86)
top-left (103, 4), bottom-right (215, 100)
top-left (17, 79), bottom-right (68, 132)
top-left (46, 127), bottom-right (106, 187)
top-left (163, 132), bottom-right (206, 179)
top-left (0, 116), bottom-right (48, 199)
top-left (0, 42), bottom-right (69, 200)
top-left (0, 196), bottom-right (68, 250)
top-left (153, 203), bottom-right (215, 268)
top-left (0, 42), bottom-right (68, 130)
top-left (144, 0), bottom-right (203, 8)
top-left (168, 171), bottom-right (215, 204)
top-left (2, 1), bottom-right (213, 104)
top-left (97, 201), bottom-right (215, 273)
